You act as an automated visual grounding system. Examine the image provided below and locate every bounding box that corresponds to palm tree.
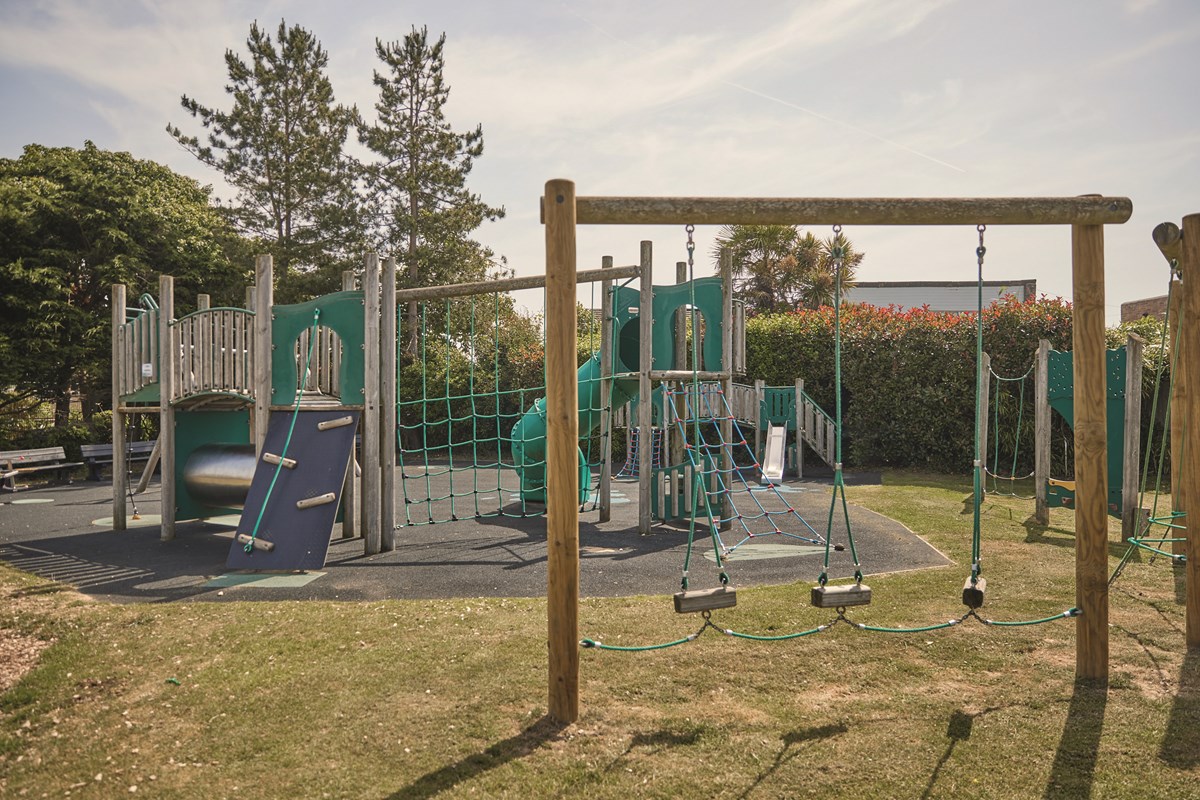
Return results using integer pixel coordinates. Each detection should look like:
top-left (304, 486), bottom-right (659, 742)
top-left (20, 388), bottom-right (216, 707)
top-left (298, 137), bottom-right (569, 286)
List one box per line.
top-left (712, 225), bottom-right (863, 313)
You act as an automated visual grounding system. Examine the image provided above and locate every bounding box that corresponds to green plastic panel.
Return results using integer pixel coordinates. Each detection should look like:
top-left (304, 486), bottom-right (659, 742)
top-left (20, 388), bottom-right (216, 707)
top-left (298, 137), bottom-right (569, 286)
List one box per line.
top-left (173, 408), bottom-right (251, 522)
top-left (270, 291), bottom-right (365, 406)
top-left (1044, 346), bottom-right (1128, 514)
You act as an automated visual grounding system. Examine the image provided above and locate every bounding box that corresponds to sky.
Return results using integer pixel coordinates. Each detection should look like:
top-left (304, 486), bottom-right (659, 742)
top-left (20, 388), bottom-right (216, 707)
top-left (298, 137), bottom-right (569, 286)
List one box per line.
top-left (2, 0), bottom-right (1198, 322)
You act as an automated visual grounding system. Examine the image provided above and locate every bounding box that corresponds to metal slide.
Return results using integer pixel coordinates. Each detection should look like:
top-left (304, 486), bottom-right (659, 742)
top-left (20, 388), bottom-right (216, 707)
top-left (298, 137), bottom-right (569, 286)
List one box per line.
top-left (760, 422), bottom-right (788, 485)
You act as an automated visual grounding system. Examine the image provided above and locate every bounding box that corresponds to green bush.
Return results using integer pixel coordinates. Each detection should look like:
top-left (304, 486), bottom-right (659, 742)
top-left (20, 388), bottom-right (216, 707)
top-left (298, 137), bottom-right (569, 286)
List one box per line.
top-left (746, 297), bottom-right (1074, 472)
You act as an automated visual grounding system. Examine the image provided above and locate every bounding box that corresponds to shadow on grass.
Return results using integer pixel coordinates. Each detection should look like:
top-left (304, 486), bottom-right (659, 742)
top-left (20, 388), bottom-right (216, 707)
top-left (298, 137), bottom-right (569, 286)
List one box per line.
top-left (1022, 517), bottom-right (1131, 559)
top-left (386, 715), bottom-right (567, 800)
top-left (604, 725), bottom-right (706, 772)
top-left (920, 706), bottom-right (1004, 800)
top-left (1174, 562), bottom-right (1186, 606)
top-left (1159, 649), bottom-right (1199, 769)
top-left (1043, 678), bottom-right (1107, 799)
top-left (735, 722), bottom-right (848, 799)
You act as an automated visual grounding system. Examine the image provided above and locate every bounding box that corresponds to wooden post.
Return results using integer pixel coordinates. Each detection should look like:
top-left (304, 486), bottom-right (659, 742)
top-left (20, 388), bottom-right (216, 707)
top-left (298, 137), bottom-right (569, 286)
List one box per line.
top-left (197, 294), bottom-right (210, 311)
top-left (381, 257), bottom-right (397, 551)
top-left (1180, 212), bottom-right (1200, 649)
top-left (1122, 334), bottom-right (1145, 541)
top-left (720, 249), bottom-right (734, 529)
top-left (598, 256), bottom-right (614, 522)
top-left (340, 270), bottom-right (359, 539)
top-left (253, 255), bottom-right (273, 458)
top-left (753, 379), bottom-right (765, 467)
top-left (1035, 339), bottom-right (1051, 524)
top-left (111, 284), bottom-right (127, 532)
top-left (670, 260), bottom-right (687, 509)
top-left (638, 241), bottom-right (654, 536)
top-left (795, 378), bottom-right (805, 479)
top-left (1170, 282), bottom-right (1188, 557)
top-left (544, 179), bottom-right (580, 723)
top-left (1072, 221), bottom-right (1109, 680)
top-left (158, 275), bottom-right (176, 542)
top-left (362, 254), bottom-right (382, 556)
top-left (978, 353), bottom-right (991, 498)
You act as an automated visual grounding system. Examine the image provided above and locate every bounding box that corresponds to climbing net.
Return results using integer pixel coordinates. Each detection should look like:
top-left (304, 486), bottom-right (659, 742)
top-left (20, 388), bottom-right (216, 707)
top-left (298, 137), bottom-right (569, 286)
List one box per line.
top-left (396, 288), bottom-right (612, 525)
top-left (663, 382), bottom-right (825, 555)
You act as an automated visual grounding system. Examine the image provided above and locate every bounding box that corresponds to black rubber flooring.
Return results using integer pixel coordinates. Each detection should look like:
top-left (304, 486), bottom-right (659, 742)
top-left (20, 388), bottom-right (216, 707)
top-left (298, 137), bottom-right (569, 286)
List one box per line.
top-left (0, 471), bottom-right (951, 604)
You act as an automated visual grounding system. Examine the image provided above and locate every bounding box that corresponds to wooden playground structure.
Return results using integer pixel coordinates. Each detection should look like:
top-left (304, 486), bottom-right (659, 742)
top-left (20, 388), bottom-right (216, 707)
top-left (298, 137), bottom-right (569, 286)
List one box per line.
top-left (106, 182), bottom-right (1199, 729)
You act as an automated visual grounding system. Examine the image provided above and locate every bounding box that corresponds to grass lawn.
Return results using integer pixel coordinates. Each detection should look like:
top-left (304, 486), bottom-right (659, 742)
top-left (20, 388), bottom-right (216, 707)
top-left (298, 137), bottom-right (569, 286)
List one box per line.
top-left (1, 471), bottom-right (1196, 799)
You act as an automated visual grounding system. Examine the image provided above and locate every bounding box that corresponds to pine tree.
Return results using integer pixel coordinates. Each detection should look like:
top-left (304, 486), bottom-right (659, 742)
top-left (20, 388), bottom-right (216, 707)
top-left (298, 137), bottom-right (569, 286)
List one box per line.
top-left (359, 26), bottom-right (505, 353)
top-left (167, 20), bottom-right (360, 300)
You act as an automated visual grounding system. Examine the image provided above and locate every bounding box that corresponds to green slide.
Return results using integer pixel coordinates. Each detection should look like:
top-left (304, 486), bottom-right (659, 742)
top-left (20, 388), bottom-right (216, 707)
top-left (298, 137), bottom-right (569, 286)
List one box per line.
top-left (511, 353), bottom-right (639, 503)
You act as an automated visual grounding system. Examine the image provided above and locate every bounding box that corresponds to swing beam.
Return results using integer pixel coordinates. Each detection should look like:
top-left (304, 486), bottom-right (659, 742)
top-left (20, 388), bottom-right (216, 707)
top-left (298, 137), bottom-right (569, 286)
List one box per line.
top-left (544, 183), bottom-right (1131, 723)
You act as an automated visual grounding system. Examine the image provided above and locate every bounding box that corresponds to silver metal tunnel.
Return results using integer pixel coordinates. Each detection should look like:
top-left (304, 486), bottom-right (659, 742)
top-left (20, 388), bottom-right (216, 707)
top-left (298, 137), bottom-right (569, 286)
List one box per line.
top-left (182, 444), bottom-right (257, 510)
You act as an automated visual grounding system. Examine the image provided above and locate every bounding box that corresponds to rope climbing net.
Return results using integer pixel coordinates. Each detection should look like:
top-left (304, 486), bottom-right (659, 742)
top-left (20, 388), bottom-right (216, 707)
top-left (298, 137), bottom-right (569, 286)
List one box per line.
top-left (396, 289), bottom-right (612, 525)
top-left (664, 382), bottom-right (826, 554)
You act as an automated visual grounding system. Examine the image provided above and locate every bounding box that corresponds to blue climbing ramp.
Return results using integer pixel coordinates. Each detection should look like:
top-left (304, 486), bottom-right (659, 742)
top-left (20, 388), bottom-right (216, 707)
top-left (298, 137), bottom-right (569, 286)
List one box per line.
top-left (226, 409), bottom-right (360, 571)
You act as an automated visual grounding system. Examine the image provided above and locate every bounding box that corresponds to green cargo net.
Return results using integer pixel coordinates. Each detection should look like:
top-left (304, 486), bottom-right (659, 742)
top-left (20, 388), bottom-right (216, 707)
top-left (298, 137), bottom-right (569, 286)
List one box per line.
top-left (396, 287), bottom-right (612, 525)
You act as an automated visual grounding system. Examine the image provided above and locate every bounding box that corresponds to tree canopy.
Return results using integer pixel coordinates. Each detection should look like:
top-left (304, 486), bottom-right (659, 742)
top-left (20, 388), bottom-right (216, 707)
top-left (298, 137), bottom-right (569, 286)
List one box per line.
top-left (167, 20), bottom-right (361, 301)
top-left (359, 26), bottom-right (506, 353)
top-left (0, 142), bottom-right (248, 425)
top-left (713, 225), bottom-right (864, 314)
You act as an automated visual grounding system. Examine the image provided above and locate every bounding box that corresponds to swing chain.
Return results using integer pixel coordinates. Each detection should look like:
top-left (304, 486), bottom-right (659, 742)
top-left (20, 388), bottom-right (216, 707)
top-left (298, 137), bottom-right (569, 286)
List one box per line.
top-left (685, 224), bottom-right (695, 272)
top-left (976, 224), bottom-right (987, 261)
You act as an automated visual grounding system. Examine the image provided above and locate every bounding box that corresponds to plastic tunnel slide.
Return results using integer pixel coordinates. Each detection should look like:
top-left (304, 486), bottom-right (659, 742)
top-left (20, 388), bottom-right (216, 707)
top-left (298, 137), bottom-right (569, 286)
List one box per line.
top-left (510, 277), bottom-right (727, 504)
top-left (510, 353), bottom-right (639, 503)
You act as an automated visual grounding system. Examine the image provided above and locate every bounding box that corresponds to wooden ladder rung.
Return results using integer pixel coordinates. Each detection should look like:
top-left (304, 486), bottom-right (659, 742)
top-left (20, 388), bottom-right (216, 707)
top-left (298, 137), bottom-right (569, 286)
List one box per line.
top-left (296, 492), bottom-right (337, 510)
top-left (235, 533), bottom-right (275, 552)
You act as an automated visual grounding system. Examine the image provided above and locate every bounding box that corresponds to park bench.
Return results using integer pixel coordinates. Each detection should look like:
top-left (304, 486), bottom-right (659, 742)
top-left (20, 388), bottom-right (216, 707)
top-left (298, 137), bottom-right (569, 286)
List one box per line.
top-left (0, 446), bottom-right (85, 492)
top-left (80, 440), bottom-right (159, 482)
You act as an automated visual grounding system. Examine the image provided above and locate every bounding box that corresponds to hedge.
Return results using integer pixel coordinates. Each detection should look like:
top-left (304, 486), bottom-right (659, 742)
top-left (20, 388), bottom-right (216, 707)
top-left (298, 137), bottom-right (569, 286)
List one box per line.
top-left (745, 297), bottom-right (1077, 472)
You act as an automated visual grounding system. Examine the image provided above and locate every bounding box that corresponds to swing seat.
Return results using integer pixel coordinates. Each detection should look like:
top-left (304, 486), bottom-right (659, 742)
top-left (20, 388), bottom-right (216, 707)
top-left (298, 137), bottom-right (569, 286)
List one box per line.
top-left (673, 586), bottom-right (737, 614)
top-left (962, 577), bottom-right (987, 609)
top-left (811, 582), bottom-right (871, 608)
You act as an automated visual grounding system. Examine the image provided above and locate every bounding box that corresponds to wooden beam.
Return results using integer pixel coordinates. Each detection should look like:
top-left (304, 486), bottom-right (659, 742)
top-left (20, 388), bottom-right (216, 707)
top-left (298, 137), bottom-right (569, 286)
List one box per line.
top-left (362, 254), bottom-right (381, 556)
top-left (1153, 221), bottom-right (1183, 266)
top-left (340, 269), bottom-right (358, 539)
top-left (598, 256), bottom-right (614, 523)
top-left (111, 284), bottom-right (127, 532)
top-left (253, 256), bottom-right (273, 459)
top-left (393, 264), bottom-right (640, 303)
top-left (1122, 334), bottom-right (1145, 541)
top-left (638, 242), bottom-right (654, 537)
top-left (1180, 212), bottom-right (1200, 649)
top-left (544, 179), bottom-right (580, 724)
top-left (1072, 222), bottom-right (1109, 680)
top-left (1034, 340), bottom-right (1051, 525)
top-left (381, 256), bottom-right (397, 551)
top-left (720, 249), bottom-right (734, 530)
top-left (567, 195), bottom-right (1132, 227)
top-left (158, 275), bottom-right (176, 542)
top-left (1170, 281), bottom-right (1187, 557)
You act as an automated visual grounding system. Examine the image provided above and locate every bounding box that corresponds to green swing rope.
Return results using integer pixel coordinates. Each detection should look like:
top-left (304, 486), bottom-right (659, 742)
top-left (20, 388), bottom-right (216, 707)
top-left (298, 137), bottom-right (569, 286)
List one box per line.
top-left (818, 225), bottom-right (862, 588)
top-left (243, 308), bottom-right (322, 552)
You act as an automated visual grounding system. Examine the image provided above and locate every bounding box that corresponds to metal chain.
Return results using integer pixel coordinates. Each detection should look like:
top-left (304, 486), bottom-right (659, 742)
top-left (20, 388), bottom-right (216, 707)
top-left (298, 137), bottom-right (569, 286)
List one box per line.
top-left (685, 223), bottom-right (696, 274)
